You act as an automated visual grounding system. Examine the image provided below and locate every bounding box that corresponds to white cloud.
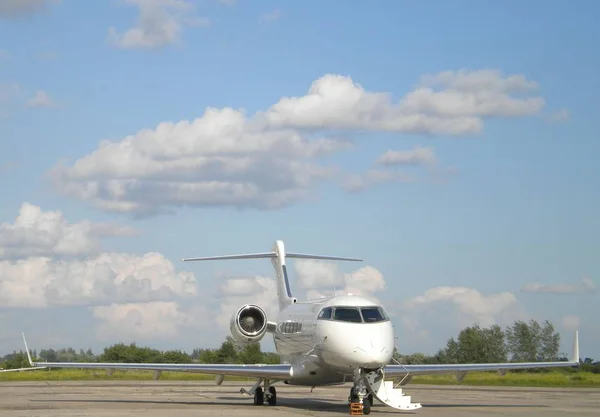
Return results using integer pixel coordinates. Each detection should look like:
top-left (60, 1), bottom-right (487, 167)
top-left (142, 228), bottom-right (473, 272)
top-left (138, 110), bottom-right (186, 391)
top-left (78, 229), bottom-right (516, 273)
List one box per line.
top-left (260, 8), bottom-right (280, 23)
top-left (561, 315), bottom-right (580, 332)
top-left (92, 301), bottom-right (208, 340)
top-left (520, 276), bottom-right (596, 294)
top-left (49, 70), bottom-right (550, 215)
top-left (263, 70), bottom-right (545, 135)
top-left (215, 275), bottom-right (278, 328)
top-left (404, 286), bottom-right (518, 328)
top-left (294, 259), bottom-right (386, 300)
top-left (50, 108), bottom-right (350, 214)
top-left (377, 146), bottom-right (436, 166)
top-left (26, 90), bottom-right (56, 108)
top-left (395, 285), bottom-right (529, 354)
top-left (343, 146), bottom-right (435, 192)
top-left (107, 0), bottom-right (209, 50)
top-left (0, 202), bottom-right (136, 259)
top-left (0, 252), bottom-right (197, 308)
top-left (548, 108), bottom-right (569, 123)
top-left (0, 0), bottom-right (59, 18)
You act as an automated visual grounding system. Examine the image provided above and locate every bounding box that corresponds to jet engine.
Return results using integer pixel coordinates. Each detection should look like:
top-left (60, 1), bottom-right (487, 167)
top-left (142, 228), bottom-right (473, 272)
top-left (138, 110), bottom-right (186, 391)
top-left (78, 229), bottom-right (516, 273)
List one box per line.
top-left (229, 304), bottom-right (268, 344)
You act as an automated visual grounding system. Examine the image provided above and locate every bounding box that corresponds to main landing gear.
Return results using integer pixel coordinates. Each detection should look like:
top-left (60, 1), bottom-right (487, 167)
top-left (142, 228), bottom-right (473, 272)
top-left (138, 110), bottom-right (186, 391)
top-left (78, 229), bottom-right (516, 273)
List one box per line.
top-left (242, 378), bottom-right (277, 406)
top-left (347, 369), bottom-right (374, 415)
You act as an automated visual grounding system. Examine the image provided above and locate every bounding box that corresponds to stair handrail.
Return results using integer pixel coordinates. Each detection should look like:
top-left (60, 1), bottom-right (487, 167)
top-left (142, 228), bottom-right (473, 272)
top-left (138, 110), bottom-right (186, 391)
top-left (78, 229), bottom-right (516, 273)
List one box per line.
top-left (391, 355), bottom-right (410, 388)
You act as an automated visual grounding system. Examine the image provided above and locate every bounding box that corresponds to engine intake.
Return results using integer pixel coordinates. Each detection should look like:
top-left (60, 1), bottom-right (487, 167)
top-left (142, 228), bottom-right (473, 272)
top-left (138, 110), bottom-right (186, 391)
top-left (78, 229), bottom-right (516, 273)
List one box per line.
top-left (230, 304), bottom-right (268, 344)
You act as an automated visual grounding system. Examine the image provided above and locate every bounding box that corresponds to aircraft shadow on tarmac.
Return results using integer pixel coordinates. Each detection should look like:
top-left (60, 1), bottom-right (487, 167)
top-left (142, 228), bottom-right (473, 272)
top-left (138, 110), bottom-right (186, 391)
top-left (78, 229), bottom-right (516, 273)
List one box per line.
top-left (30, 396), bottom-right (550, 414)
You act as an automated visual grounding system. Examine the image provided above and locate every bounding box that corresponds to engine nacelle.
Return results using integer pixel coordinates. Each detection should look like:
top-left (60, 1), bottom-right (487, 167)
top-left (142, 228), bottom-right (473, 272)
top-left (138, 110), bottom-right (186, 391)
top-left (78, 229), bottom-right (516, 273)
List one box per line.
top-left (229, 304), bottom-right (268, 344)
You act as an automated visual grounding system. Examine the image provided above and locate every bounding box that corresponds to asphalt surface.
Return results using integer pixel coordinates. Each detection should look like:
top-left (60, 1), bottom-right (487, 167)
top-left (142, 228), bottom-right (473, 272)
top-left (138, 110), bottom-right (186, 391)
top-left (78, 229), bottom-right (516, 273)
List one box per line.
top-left (1, 380), bottom-right (599, 416)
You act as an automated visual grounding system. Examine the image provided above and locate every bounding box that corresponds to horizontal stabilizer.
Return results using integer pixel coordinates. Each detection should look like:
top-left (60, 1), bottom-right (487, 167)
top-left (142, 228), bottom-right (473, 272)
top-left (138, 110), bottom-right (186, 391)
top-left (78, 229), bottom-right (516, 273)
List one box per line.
top-left (182, 252), bottom-right (276, 262)
top-left (286, 252), bottom-right (362, 261)
top-left (182, 251), bottom-right (363, 263)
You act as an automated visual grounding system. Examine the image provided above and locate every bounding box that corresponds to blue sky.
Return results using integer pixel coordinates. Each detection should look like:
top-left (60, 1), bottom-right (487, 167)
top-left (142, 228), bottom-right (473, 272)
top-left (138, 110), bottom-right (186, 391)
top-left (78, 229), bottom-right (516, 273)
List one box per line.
top-left (0, 0), bottom-right (598, 360)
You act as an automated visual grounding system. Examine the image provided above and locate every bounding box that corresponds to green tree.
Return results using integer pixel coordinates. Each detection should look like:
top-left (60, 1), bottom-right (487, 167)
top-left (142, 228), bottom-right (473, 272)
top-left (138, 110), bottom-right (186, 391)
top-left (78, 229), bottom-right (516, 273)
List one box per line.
top-left (238, 343), bottom-right (263, 364)
top-left (163, 350), bottom-right (192, 364)
top-left (505, 319), bottom-right (559, 362)
top-left (539, 320), bottom-right (560, 361)
top-left (215, 336), bottom-right (238, 364)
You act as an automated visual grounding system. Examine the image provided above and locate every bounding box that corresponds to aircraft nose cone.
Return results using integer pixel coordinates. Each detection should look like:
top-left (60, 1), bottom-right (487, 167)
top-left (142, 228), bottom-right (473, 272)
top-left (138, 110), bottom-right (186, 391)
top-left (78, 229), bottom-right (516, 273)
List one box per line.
top-left (356, 341), bottom-right (391, 368)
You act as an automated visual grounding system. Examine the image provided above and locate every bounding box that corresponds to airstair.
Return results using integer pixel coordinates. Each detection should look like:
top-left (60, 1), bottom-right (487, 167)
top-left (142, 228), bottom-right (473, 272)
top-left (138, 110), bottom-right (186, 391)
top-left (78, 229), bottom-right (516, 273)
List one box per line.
top-left (364, 366), bottom-right (422, 412)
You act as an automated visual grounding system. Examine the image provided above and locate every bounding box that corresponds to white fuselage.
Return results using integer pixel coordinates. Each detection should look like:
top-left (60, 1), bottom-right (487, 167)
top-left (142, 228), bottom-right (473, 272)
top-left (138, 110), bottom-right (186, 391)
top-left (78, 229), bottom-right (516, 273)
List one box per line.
top-left (270, 294), bottom-right (395, 386)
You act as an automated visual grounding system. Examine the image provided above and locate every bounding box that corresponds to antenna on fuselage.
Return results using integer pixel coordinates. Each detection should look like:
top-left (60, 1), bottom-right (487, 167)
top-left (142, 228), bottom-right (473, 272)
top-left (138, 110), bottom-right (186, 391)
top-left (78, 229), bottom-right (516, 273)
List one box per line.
top-left (181, 240), bottom-right (363, 310)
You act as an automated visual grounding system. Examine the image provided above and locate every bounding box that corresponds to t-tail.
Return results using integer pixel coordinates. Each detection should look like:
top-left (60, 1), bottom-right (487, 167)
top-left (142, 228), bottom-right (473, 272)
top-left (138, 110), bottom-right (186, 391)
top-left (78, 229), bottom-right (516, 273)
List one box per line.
top-left (182, 240), bottom-right (363, 310)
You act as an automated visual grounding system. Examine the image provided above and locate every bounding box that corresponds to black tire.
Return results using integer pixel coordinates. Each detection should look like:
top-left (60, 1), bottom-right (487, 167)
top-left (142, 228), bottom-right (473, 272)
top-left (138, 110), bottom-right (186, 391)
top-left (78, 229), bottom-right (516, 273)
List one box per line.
top-left (363, 397), bottom-right (372, 415)
top-left (254, 387), bottom-right (264, 405)
top-left (267, 386), bottom-right (277, 406)
top-left (348, 387), bottom-right (359, 404)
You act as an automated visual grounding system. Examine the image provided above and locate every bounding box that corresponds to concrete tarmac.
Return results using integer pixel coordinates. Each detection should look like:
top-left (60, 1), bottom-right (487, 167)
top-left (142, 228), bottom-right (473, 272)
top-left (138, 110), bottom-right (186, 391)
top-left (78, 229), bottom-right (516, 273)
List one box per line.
top-left (1, 380), bottom-right (599, 416)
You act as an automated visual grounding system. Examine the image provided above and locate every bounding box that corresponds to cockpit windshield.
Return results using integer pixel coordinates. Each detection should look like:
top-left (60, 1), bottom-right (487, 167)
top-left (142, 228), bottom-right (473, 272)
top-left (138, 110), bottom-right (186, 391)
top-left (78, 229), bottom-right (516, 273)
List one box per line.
top-left (317, 306), bottom-right (389, 323)
top-left (333, 307), bottom-right (362, 323)
top-left (360, 307), bottom-right (388, 322)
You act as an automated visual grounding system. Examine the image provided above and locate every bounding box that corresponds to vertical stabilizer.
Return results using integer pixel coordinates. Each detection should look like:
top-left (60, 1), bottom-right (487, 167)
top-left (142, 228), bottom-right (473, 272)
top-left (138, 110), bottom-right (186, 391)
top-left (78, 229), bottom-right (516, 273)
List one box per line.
top-left (271, 240), bottom-right (296, 310)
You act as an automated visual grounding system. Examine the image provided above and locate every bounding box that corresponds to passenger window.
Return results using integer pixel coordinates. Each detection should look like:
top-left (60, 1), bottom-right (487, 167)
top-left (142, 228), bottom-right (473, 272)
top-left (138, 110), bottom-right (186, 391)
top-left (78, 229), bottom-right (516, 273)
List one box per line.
top-left (333, 307), bottom-right (362, 323)
top-left (318, 307), bottom-right (332, 319)
top-left (360, 307), bottom-right (387, 322)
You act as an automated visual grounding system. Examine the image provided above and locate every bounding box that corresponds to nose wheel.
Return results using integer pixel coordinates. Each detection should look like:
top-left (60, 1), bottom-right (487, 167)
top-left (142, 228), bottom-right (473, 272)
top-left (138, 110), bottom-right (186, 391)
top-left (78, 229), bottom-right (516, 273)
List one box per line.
top-left (348, 369), bottom-right (373, 415)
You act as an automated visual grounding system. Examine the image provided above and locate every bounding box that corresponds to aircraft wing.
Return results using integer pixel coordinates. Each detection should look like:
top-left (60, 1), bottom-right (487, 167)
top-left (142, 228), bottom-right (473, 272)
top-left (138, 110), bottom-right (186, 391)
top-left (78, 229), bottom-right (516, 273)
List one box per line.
top-left (384, 330), bottom-right (580, 378)
top-left (0, 366), bottom-right (47, 373)
top-left (20, 333), bottom-right (291, 379)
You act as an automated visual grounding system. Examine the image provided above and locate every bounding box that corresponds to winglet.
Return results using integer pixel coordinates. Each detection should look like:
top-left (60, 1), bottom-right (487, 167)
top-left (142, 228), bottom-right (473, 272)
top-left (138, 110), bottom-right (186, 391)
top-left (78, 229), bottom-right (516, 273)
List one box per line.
top-left (21, 332), bottom-right (34, 367)
top-left (571, 330), bottom-right (579, 364)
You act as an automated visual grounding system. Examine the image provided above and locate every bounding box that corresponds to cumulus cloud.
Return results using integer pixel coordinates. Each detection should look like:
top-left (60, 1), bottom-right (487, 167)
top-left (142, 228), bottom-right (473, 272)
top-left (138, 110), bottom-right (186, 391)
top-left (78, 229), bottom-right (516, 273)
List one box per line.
top-left (26, 90), bottom-right (56, 108)
top-left (215, 275), bottom-right (279, 329)
top-left (0, 202), bottom-right (136, 259)
top-left (294, 259), bottom-right (386, 300)
top-left (377, 146), bottom-right (436, 166)
top-left (402, 286), bottom-right (519, 334)
top-left (259, 8), bottom-right (280, 23)
top-left (107, 0), bottom-right (209, 49)
top-left (0, 252), bottom-right (197, 308)
top-left (561, 315), bottom-right (580, 332)
top-left (92, 301), bottom-right (208, 340)
top-left (342, 169), bottom-right (416, 193)
top-left (49, 69), bottom-right (547, 215)
top-left (520, 276), bottom-right (596, 294)
top-left (0, 0), bottom-right (59, 18)
top-left (263, 70), bottom-right (544, 135)
top-left (50, 107), bottom-right (350, 214)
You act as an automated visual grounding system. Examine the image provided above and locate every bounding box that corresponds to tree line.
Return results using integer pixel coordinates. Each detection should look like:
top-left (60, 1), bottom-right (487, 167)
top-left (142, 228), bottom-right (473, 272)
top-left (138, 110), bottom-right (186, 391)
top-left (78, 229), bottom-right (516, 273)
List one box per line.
top-left (2, 319), bottom-right (598, 374)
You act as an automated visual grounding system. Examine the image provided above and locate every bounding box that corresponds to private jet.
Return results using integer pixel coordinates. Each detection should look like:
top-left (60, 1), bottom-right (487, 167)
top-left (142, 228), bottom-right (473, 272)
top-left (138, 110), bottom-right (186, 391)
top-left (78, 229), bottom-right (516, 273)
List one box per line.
top-left (21, 240), bottom-right (580, 414)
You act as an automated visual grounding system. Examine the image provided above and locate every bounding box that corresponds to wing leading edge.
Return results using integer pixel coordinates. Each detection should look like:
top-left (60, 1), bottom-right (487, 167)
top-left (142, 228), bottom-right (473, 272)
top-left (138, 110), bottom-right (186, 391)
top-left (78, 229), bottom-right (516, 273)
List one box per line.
top-left (384, 330), bottom-right (580, 378)
top-left (0, 366), bottom-right (47, 373)
top-left (20, 333), bottom-right (292, 379)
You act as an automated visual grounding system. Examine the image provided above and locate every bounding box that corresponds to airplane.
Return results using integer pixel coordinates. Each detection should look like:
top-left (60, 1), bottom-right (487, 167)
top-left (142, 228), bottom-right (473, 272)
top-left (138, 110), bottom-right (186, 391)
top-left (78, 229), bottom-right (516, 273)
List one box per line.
top-left (20, 240), bottom-right (580, 414)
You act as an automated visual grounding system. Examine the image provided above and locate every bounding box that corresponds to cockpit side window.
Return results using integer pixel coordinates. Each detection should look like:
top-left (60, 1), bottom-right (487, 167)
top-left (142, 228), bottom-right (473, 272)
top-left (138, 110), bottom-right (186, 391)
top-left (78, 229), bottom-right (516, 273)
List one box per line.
top-left (333, 307), bottom-right (363, 323)
top-left (318, 307), bottom-right (332, 319)
top-left (360, 306), bottom-right (389, 322)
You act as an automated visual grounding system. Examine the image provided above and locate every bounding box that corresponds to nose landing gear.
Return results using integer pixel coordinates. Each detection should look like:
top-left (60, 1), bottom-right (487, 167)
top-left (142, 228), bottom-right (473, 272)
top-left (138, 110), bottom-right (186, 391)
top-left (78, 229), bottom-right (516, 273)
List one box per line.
top-left (347, 369), bottom-right (374, 415)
